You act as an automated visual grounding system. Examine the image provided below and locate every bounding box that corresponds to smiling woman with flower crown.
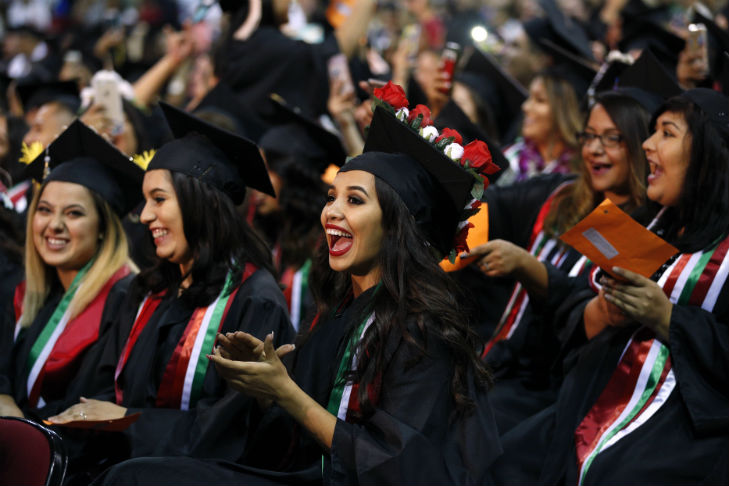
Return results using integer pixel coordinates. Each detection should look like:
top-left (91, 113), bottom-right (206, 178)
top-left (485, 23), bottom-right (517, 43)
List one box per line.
top-left (96, 84), bottom-right (502, 486)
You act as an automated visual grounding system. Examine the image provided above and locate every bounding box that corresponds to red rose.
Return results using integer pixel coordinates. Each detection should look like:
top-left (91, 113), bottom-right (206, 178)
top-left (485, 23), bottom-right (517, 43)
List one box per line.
top-left (462, 140), bottom-right (500, 174)
top-left (407, 104), bottom-right (433, 126)
top-left (470, 200), bottom-right (482, 210)
top-left (435, 127), bottom-right (463, 145)
top-left (453, 222), bottom-right (474, 254)
top-left (373, 81), bottom-right (409, 110)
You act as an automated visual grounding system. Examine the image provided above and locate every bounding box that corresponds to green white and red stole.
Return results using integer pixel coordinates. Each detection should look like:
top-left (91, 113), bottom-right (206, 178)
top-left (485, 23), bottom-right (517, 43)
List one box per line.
top-left (281, 259), bottom-right (312, 332)
top-left (575, 233), bottom-right (729, 485)
top-left (21, 262), bottom-right (129, 408)
top-left (326, 312), bottom-right (376, 421)
top-left (114, 263), bottom-right (256, 410)
top-left (482, 181), bottom-right (575, 358)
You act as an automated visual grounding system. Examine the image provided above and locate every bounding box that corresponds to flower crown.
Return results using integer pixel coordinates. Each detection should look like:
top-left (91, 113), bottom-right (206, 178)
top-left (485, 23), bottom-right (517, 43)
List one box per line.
top-left (372, 81), bottom-right (500, 262)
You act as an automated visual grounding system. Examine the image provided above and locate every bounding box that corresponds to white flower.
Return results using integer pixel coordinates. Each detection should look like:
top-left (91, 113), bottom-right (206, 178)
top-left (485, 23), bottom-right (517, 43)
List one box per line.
top-left (396, 107), bottom-right (409, 122)
top-left (445, 143), bottom-right (464, 161)
top-left (420, 125), bottom-right (439, 143)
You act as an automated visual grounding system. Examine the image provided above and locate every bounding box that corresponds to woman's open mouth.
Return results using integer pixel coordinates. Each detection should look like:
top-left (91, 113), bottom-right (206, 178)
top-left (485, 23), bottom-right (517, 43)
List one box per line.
top-left (326, 224), bottom-right (353, 256)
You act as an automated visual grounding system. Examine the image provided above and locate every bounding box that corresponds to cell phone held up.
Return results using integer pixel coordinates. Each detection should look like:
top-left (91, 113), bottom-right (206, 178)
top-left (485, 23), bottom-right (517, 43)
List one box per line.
top-left (92, 72), bottom-right (125, 137)
top-left (687, 23), bottom-right (709, 77)
top-left (439, 42), bottom-right (461, 95)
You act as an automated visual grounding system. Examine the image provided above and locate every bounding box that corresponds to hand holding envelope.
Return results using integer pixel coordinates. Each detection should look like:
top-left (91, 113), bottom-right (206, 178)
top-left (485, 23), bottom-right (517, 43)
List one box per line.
top-left (560, 199), bottom-right (678, 280)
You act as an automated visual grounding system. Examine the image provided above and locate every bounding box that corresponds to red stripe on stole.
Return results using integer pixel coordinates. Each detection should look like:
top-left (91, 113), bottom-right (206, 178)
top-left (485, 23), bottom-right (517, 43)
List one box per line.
top-left (689, 237), bottom-right (729, 306)
top-left (13, 281), bottom-right (25, 322)
top-left (155, 263), bottom-right (257, 408)
top-left (31, 266), bottom-right (129, 407)
top-left (481, 289), bottom-right (528, 358)
top-left (155, 308), bottom-right (206, 408)
top-left (574, 329), bottom-right (654, 468)
top-left (115, 295), bottom-right (163, 404)
top-left (661, 253), bottom-right (692, 297)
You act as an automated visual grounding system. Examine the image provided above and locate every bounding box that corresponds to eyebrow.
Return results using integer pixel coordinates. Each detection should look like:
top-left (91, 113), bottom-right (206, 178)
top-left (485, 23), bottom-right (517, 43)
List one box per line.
top-left (38, 200), bottom-right (86, 211)
top-left (346, 185), bottom-right (370, 197)
top-left (148, 187), bottom-right (169, 196)
top-left (660, 120), bottom-right (681, 130)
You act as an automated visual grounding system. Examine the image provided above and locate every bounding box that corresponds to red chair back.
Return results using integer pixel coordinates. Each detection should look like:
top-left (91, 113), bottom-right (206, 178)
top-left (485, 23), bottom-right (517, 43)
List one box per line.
top-left (0, 417), bottom-right (67, 486)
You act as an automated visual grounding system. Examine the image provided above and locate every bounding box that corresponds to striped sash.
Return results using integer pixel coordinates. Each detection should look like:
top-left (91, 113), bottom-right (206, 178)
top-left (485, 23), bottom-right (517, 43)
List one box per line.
top-left (22, 262), bottom-right (92, 407)
top-left (282, 259), bottom-right (312, 332)
top-left (482, 181), bottom-right (573, 357)
top-left (575, 234), bottom-right (729, 484)
top-left (115, 264), bottom-right (256, 410)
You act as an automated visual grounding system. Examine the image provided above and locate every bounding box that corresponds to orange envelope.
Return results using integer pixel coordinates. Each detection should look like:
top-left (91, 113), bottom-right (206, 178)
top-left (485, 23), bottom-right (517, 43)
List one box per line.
top-left (44, 412), bottom-right (141, 432)
top-left (440, 204), bottom-right (489, 272)
top-left (560, 199), bottom-right (678, 279)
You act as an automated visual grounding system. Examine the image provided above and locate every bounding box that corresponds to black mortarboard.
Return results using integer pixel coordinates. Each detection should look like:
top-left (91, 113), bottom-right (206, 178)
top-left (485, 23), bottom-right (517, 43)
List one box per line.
top-left (619, 0), bottom-right (685, 69)
top-left (15, 79), bottom-right (80, 114)
top-left (540, 38), bottom-right (598, 100)
top-left (434, 100), bottom-right (509, 184)
top-left (613, 49), bottom-right (683, 112)
top-left (340, 106), bottom-right (477, 255)
top-left (683, 88), bottom-right (729, 129)
top-left (524, 0), bottom-right (595, 61)
top-left (150, 102), bottom-right (275, 204)
top-left (24, 119), bottom-right (143, 215)
top-left (258, 94), bottom-right (347, 174)
top-left (194, 81), bottom-right (268, 142)
top-left (458, 46), bottom-right (527, 141)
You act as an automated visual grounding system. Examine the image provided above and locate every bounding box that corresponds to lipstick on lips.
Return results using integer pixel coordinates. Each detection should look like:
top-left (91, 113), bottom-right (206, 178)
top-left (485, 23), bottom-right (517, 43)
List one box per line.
top-left (325, 223), bottom-right (353, 256)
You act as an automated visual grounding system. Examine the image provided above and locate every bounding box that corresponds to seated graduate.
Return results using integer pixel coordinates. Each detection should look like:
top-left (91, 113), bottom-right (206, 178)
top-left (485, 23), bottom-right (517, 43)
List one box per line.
top-left (95, 84), bottom-right (503, 485)
top-left (494, 89), bottom-right (729, 485)
top-left (50, 103), bottom-right (295, 462)
top-left (0, 120), bottom-right (141, 419)
top-left (254, 95), bottom-right (347, 332)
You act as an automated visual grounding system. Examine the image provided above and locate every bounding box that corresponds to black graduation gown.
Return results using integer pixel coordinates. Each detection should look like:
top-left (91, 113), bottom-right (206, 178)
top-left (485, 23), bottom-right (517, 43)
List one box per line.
top-left (95, 287), bottom-right (502, 486)
top-left (476, 173), bottom-right (588, 433)
top-left (97, 268), bottom-right (294, 461)
top-left (493, 238), bottom-right (729, 485)
top-left (0, 248), bottom-right (23, 392)
top-left (0, 274), bottom-right (133, 419)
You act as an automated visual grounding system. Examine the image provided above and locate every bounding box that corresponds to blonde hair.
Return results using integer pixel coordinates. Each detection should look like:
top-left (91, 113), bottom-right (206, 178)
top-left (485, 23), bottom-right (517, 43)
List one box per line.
top-left (21, 181), bottom-right (137, 327)
top-left (541, 73), bottom-right (584, 155)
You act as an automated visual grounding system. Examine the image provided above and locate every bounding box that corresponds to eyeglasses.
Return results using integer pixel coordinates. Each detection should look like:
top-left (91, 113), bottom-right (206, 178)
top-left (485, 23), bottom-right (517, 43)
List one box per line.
top-left (576, 131), bottom-right (624, 148)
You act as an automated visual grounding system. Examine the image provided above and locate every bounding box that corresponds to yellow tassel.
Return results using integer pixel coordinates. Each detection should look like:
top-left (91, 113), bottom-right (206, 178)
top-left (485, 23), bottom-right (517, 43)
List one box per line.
top-left (19, 141), bottom-right (44, 165)
top-left (132, 149), bottom-right (156, 170)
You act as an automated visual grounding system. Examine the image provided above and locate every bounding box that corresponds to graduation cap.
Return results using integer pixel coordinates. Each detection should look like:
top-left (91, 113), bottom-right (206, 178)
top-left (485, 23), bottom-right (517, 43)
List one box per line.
top-left (194, 81), bottom-right (268, 142)
top-left (619, 0), bottom-right (685, 69)
top-left (539, 38), bottom-right (598, 100)
top-left (524, 0), bottom-right (596, 62)
top-left (15, 79), bottom-right (80, 114)
top-left (614, 49), bottom-right (683, 111)
top-left (23, 119), bottom-right (144, 215)
top-left (434, 99), bottom-right (509, 184)
top-left (683, 87), bottom-right (729, 129)
top-left (457, 46), bottom-right (527, 142)
top-left (258, 94), bottom-right (347, 174)
top-left (150, 102), bottom-right (275, 204)
top-left (340, 106), bottom-right (477, 255)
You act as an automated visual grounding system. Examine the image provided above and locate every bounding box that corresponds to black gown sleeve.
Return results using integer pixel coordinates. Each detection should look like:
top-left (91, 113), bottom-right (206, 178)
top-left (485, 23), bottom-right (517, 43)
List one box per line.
top-left (327, 323), bottom-right (502, 486)
top-left (668, 301), bottom-right (729, 432)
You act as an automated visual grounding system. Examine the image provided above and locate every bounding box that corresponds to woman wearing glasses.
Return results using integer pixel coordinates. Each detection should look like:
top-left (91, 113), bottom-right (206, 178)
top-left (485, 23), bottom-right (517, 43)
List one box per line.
top-left (461, 90), bottom-right (653, 433)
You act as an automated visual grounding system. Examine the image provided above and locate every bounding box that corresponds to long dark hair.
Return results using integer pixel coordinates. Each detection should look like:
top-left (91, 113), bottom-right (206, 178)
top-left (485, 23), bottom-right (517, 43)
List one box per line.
top-left (309, 177), bottom-right (492, 417)
top-left (649, 96), bottom-right (729, 252)
top-left (545, 91), bottom-right (650, 238)
top-left (137, 171), bottom-right (275, 307)
top-left (269, 154), bottom-right (327, 269)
